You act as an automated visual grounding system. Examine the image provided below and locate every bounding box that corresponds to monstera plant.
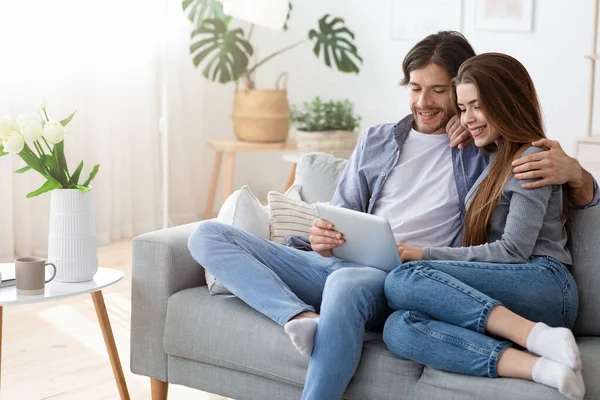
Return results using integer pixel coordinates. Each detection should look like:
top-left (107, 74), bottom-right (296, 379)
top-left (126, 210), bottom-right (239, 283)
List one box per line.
top-left (181, 0), bottom-right (363, 89)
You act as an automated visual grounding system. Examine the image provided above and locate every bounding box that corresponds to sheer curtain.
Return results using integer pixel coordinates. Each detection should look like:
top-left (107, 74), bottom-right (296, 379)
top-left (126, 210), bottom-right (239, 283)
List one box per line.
top-left (0, 0), bottom-right (165, 259)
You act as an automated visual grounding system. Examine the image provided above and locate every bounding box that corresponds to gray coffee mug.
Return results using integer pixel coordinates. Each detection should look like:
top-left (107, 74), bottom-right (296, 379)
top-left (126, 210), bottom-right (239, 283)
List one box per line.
top-left (15, 257), bottom-right (57, 295)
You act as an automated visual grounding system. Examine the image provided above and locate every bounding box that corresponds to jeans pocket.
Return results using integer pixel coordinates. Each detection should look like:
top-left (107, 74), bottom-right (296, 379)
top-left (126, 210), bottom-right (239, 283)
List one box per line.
top-left (563, 272), bottom-right (579, 329)
top-left (546, 259), bottom-right (579, 329)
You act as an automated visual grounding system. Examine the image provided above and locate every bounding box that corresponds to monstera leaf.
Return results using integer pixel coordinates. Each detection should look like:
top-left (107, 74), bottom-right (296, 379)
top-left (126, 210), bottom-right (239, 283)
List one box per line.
top-left (182, 0), bottom-right (225, 26)
top-left (190, 18), bottom-right (254, 83)
top-left (309, 14), bottom-right (362, 74)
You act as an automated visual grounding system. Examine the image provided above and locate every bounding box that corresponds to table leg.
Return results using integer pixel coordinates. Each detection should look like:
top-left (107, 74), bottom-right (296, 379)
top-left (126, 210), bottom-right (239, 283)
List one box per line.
top-left (91, 291), bottom-right (130, 400)
top-left (285, 164), bottom-right (297, 191)
top-left (222, 152), bottom-right (236, 202)
top-left (204, 151), bottom-right (223, 220)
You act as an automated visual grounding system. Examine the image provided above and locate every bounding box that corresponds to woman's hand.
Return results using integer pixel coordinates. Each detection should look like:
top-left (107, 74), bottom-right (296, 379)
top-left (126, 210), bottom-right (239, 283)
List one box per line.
top-left (309, 218), bottom-right (345, 257)
top-left (397, 243), bottom-right (423, 262)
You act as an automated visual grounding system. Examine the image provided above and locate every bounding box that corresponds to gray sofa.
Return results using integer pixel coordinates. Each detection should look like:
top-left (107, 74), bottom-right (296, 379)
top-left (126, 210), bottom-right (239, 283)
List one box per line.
top-left (131, 153), bottom-right (600, 399)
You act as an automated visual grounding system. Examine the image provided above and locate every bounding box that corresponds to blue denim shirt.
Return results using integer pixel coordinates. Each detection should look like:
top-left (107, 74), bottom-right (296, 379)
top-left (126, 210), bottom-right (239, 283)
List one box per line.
top-left (288, 114), bottom-right (600, 249)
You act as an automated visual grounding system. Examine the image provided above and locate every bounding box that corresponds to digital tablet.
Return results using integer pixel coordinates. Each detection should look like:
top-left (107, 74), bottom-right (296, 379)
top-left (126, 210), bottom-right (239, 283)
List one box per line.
top-left (315, 203), bottom-right (401, 272)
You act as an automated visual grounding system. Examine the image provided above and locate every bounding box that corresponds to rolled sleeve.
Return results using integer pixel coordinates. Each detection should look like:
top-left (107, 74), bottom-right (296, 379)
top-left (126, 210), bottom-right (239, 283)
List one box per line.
top-left (576, 176), bottom-right (600, 209)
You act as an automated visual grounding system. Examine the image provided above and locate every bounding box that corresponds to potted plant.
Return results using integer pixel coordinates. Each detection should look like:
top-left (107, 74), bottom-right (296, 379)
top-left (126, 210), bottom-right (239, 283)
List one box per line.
top-left (0, 101), bottom-right (100, 282)
top-left (291, 96), bottom-right (361, 159)
top-left (181, 0), bottom-right (363, 142)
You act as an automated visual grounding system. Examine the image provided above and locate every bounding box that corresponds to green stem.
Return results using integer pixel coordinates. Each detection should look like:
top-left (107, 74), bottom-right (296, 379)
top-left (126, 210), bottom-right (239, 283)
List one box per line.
top-left (246, 39), bottom-right (308, 75)
top-left (43, 109), bottom-right (50, 122)
top-left (25, 145), bottom-right (50, 178)
top-left (34, 142), bottom-right (45, 157)
top-left (42, 137), bottom-right (53, 153)
top-left (43, 137), bottom-right (70, 185)
top-left (59, 155), bottom-right (71, 185)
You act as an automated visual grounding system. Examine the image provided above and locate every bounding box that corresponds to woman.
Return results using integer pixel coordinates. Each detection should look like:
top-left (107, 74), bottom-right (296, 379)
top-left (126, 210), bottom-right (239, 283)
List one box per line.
top-left (383, 53), bottom-right (585, 400)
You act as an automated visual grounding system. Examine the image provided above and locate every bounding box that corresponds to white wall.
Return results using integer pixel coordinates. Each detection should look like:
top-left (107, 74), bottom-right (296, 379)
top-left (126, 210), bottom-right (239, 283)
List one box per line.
top-left (170, 0), bottom-right (597, 221)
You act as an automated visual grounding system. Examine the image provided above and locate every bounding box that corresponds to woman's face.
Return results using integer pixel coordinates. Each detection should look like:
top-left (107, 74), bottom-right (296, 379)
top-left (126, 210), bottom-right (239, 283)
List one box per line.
top-left (456, 83), bottom-right (501, 147)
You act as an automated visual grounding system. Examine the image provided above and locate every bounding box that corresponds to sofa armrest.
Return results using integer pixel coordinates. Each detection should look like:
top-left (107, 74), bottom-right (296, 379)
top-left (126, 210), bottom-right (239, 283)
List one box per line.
top-left (130, 221), bottom-right (206, 381)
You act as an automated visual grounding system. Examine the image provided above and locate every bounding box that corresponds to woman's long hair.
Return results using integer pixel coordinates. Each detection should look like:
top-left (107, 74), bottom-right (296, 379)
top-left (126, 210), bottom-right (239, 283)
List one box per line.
top-left (455, 53), bottom-right (570, 246)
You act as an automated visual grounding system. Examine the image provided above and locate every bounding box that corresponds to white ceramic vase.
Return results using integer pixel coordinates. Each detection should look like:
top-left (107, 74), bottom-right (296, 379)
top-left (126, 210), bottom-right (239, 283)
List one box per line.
top-left (48, 189), bottom-right (98, 282)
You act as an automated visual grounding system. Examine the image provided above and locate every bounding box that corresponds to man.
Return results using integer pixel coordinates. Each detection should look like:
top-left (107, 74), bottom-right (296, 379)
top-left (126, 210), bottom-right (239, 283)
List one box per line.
top-left (188, 31), bottom-right (598, 400)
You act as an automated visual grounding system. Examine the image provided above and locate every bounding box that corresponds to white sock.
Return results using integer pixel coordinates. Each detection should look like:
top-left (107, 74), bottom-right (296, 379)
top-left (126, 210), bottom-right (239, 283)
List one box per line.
top-left (527, 323), bottom-right (582, 371)
top-left (284, 317), bottom-right (319, 357)
top-left (532, 357), bottom-right (585, 400)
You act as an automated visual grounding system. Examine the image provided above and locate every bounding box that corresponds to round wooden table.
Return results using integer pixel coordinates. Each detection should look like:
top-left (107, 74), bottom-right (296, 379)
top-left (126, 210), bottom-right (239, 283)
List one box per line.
top-left (0, 267), bottom-right (130, 399)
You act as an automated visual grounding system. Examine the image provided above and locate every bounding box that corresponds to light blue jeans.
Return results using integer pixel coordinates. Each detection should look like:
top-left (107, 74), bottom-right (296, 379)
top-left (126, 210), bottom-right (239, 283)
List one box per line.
top-left (188, 220), bottom-right (390, 400)
top-left (383, 257), bottom-right (579, 378)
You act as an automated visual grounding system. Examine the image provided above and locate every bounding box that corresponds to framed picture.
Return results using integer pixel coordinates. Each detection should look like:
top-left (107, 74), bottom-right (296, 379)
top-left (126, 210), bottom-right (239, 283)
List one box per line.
top-left (391, 0), bottom-right (463, 40)
top-left (476, 0), bottom-right (534, 31)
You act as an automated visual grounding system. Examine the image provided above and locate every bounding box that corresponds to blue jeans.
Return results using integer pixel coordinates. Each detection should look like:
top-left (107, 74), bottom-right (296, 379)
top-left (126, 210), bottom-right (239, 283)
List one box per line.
top-left (383, 257), bottom-right (579, 378)
top-left (188, 221), bottom-right (391, 400)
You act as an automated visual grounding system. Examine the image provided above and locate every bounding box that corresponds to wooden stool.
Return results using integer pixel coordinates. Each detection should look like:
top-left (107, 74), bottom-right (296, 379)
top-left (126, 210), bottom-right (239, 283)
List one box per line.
top-left (204, 138), bottom-right (297, 219)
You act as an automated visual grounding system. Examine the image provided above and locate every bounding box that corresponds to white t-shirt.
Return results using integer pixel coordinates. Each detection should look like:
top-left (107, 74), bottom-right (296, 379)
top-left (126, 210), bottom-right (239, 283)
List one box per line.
top-left (372, 128), bottom-right (462, 247)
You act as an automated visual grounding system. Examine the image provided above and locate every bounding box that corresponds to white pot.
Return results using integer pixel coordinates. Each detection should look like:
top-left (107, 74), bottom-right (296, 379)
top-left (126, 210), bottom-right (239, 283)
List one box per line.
top-left (48, 189), bottom-right (98, 282)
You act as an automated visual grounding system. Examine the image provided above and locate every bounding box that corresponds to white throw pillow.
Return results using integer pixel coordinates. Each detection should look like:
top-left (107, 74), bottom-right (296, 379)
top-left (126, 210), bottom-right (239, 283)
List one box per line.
top-left (206, 185), bottom-right (270, 295)
top-left (268, 189), bottom-right (318, 244)
top-left (217, 185), bottom-right (271, 239)
top-left (282, 184), bottom-right (303, 201)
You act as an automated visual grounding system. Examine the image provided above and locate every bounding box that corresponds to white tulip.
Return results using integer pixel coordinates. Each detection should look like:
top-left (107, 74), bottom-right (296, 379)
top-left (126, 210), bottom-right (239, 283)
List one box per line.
top-left (17, 113), bottom-right (38, 125)
top-left (0, 117), bottom-right (19, 139)
top-left (20, 120), bottom-right (43, 142)
top-left (36, 96), bottom-right (47, 110)
top-left (3, 132), bottom-right (25, 154)
top-left (42, 121), bottom-right (66, 144)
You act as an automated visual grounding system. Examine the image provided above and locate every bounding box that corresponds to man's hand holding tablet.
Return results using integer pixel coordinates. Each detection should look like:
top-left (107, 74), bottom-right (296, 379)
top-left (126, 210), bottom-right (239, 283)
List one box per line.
top-left (313, 203), bottom-right (401, 271)
top-left (308, 218), bottom-right (345, 257)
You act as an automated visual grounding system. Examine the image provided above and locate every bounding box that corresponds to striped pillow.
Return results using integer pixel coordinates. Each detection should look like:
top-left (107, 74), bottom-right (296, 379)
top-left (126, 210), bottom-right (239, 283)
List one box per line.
top-left (267, 190), bottom-right (318, 244)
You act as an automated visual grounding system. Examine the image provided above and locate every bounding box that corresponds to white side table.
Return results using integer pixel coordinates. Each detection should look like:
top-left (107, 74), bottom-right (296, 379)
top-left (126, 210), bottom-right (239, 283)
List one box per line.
top-left (0, 267), bottom-right (130, 399)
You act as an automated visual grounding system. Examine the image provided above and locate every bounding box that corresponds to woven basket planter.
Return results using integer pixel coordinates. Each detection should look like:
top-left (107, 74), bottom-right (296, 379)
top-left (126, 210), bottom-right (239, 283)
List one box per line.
top-left (231, 74), bottom-right (290, 143)
top-left (296, 130), bottom-right (358, 159)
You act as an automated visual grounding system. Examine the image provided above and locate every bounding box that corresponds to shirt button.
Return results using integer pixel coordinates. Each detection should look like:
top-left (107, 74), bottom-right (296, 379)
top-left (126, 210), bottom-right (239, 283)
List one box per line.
top-left (381, 172), bottom-right (386, 177)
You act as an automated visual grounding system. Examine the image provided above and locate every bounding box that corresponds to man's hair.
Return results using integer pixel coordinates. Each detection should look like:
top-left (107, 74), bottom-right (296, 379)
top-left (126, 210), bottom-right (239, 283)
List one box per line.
top-left (400, 31), bottom-right (476, 86)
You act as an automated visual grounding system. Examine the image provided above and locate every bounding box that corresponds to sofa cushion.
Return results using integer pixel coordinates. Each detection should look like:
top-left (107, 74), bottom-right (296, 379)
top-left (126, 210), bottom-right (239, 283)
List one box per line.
top-left (570, 206), bottom-right (600, 336)
top-left (168, 355), bottom-right (303, 400)
top-left (164, 287), bottom-right (600, 400)
top-left (412, 336), bottom-right (600, 400)
top-left (164, 287), bottom-right (422, 399)
top-left (295, 152), bottom-right (348, 204)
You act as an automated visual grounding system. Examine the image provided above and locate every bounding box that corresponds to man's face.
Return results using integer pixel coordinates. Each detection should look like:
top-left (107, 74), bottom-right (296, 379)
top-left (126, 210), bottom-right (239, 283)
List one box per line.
top-left (408, 63), bottom-right (454, 134)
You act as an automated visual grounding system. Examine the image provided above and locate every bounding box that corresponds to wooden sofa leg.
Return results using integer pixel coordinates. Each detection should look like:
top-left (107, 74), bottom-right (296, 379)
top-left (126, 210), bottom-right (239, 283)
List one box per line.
top-left (151, 378), bottom-right (168, 400)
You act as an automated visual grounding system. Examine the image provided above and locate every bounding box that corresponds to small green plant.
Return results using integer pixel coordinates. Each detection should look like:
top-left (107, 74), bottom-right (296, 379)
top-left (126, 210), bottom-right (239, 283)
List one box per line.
top-left (291, 97), bottom-right (361, 132)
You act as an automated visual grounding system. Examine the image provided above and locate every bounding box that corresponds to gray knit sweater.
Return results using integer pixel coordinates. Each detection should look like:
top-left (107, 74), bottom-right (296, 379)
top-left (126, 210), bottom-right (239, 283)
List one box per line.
top-left (423, 146), bottom-right (572, 265)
